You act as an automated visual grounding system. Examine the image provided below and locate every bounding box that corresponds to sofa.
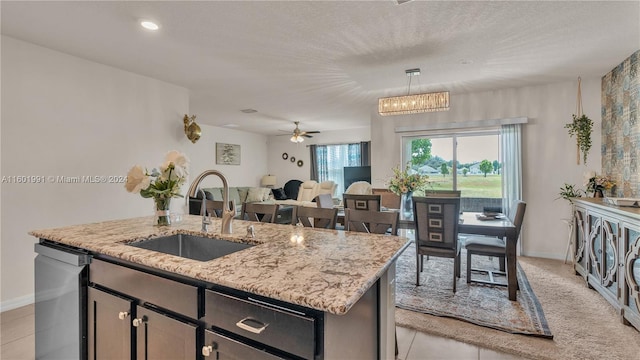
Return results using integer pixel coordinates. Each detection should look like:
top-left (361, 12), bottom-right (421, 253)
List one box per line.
top-left (270, 180), bottom-right (337, 208)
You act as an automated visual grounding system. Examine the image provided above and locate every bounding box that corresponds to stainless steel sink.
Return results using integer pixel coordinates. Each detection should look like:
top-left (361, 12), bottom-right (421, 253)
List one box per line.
top-left (128, 234), bottom-right (252, 261)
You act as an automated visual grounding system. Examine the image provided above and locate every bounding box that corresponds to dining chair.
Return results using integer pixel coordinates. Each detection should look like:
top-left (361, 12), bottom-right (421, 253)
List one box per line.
top-left (241, 202), bottom-right (280, 223)
top-left (464, 200), bottom-right (527, 286)
top-left (343, 194), bottom-right (381, 211)
top-left (424, 190), bottom-right (461, 198)
top-left (372, 188), bottom-right (401, 209)
top-left (412, 196), bottom-right (462, 292)
top-left (344, 208), bottom-right (398, 235)
top-left (296, 206), bottom-right (338, 229)
top-left (205, 200), bottom-right (236, 218)
top-left (315, 193), bottom-right (334, 209)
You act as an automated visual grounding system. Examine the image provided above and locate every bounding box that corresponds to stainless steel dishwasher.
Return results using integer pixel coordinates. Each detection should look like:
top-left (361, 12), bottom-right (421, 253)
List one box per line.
top-left (34, 240), bottom-right (91, 359)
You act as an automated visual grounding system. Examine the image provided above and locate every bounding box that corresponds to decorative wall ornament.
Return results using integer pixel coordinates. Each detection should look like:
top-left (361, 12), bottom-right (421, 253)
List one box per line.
top-left (282, 152), bottom-right (288, 160)
top-left (216, 143), bottom-right (240, 165)
top-left (565, 77), bottom-right (593, 165)
top-left (183, 114), bottom-right (201, 144)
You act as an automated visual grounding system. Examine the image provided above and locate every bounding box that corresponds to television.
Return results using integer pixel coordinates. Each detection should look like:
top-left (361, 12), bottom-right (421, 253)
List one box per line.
top-left (343, 166), bottom-right (371, 190)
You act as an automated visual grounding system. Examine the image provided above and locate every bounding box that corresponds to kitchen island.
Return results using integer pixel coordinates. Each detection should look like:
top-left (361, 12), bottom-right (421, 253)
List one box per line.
top-left (31, 215), bottom-right (409, 359)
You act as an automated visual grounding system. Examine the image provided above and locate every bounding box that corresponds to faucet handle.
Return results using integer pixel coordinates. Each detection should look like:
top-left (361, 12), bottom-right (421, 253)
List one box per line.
top-left (246, 225), bottom-right (255, 238)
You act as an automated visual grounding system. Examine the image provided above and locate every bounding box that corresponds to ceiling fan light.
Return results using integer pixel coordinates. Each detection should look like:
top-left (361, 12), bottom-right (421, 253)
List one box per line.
top-left (290, 135), bottom-right (304, 143)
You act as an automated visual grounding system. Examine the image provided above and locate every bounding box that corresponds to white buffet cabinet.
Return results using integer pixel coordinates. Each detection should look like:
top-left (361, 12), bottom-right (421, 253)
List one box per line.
top-left (572, 198), bottom-right (640, 331)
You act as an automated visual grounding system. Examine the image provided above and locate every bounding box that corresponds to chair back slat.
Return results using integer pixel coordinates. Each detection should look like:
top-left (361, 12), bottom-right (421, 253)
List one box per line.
top-left (242, 203), bottom-right (279, 223)
top-left (296, 206), bottom-right (338, 229)
top-left (424, 190), bottom-right (461, 198)
top-left (343, 194), bottom-right (381, 211)
top-left (413, 196), bottom-right (460, 250)
top-left (344, 208), bottom-right (398, 235)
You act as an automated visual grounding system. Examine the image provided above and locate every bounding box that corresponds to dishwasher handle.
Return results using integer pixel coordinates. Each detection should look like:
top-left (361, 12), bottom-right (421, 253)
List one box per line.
top-left (34, 243), bottom-right (91, 266)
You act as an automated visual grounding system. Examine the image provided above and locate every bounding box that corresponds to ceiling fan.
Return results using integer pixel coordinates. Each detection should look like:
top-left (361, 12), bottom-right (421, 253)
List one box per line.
top-left (279, 121), bottom-right (320, 143)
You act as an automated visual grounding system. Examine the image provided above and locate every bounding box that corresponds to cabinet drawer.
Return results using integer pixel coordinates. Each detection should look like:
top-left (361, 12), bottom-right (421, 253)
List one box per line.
top-left (204, 329), bottom-right (285, 360)
top-left (90, 259), bottom-right (198, 319)
top-left (204, 290), bottom-right (315, 359)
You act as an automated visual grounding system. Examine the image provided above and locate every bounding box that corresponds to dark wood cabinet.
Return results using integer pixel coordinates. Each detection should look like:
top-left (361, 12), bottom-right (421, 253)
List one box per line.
top-left (134, 306), bottom-right (198, 359)
top-left (88, 287), bottom-right (134, 360)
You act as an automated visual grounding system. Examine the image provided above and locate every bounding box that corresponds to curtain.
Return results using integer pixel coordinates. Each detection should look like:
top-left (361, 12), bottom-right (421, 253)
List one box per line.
top-left (501, 124), bottom-right (523, 249)
top-left (313, 143), bottom-right (362, 195)
top-left (360, 141), bottom-right (371, 166)
top-left (309, 144), bottom-right (318, 181)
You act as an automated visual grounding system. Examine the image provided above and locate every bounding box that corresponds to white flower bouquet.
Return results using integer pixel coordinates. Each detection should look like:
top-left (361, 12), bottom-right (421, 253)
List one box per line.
top-left (125, 150), bottom-right (190, 225)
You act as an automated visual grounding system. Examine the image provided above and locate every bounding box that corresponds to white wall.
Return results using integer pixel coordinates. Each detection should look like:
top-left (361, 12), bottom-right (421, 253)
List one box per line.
top-left (266, 128), bottom-right (370, 188)
top-left (0, 36), bottom-right (268, 309)
top-left (371, 78), bottom-right (602, 260)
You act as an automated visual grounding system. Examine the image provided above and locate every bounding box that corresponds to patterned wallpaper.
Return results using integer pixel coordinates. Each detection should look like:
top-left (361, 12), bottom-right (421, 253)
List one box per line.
top-left (602, 50), bottom-right (640, 197)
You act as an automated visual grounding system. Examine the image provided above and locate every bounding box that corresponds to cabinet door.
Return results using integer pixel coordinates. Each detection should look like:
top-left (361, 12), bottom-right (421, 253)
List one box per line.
top-left (600, 217), bottom-right (619, 297)
top-left (588, 214), bottom-right (603, 280)
top-left (574, 208), bottom-right (588, 277)
top-left (623, 225), bottom-right (640, 330)
top-left (134, 306), bottom-right (198, 359)
top-left (88, 287), bottom-right (133, 360)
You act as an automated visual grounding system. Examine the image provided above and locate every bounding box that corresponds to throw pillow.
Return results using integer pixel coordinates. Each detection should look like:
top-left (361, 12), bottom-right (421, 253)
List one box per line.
top-left (246, 187), bottom-right (266, 202)
top-left (272, 188), bottom-right (288, 200)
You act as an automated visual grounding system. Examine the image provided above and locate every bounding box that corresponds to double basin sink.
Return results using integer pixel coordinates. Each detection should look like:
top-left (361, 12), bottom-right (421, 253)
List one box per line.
top-left (128, 233), bottom-right (252, 262)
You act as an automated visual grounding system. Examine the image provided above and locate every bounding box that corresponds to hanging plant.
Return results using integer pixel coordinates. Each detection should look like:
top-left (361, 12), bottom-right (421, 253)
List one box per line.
top-left (565, 114), bottom-right (593, 164)
top-left (565, 77), bottom-right (593, 165)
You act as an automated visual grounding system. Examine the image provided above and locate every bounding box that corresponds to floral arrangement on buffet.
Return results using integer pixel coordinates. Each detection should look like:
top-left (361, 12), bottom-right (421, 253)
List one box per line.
top-left (584, 171), bottom-right (615, 198)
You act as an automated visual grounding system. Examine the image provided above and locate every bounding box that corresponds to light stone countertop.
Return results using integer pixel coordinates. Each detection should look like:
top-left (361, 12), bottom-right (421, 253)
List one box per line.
top-left (30, 215), bottom-right (410, 315)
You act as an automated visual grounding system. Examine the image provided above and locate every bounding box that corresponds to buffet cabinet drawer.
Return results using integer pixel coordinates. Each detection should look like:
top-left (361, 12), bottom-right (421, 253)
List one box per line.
top-left (203, 329), bottom-right (285, 359)
top-left (203, 290), bottom-right (315, 359)
top-left (89, 259), bottom-right (198, 319)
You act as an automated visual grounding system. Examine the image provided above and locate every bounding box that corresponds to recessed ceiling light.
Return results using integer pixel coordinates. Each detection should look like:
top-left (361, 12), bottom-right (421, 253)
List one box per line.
top-left (140, 21), bottom-right (159, 31)
top-left (240, 109), bottom-right (257, 113)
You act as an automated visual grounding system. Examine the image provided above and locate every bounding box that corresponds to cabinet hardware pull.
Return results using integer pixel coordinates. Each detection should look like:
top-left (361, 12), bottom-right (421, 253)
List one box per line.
top-left (132, 318), bottom-right (145, 327)
top-left (235, 317), bottom-right (268, 334)
top-left (118, 311), bottom-right (129, 320)
top-left (202, 345), bottom-right (216, 357)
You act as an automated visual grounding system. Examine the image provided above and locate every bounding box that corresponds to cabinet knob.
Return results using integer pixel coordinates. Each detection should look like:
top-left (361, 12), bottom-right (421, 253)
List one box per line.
top-left (118, 311), bottom-right (129, 320)
top-left (202, 345), bottom-right (216, 357)
top-left (132, 318), bottom-right (145, 327)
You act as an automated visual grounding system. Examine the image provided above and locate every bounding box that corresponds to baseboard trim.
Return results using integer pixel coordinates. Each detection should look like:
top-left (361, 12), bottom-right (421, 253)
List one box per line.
top-left (0, 293), bottom-right (34, 313)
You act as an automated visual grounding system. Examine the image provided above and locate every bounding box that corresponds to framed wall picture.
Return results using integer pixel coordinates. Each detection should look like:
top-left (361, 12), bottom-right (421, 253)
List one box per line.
top-left (216, 143), bottom-right (241, 165)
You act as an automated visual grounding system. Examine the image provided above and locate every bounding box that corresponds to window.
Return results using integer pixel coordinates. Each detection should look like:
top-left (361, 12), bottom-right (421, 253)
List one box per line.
top-left (314, 143), bottom-right (362, 195)
top-left (402, 130), bottom-right (502, 211)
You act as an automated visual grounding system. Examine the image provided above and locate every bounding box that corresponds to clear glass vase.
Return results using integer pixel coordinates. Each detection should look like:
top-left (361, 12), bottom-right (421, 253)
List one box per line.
top-left (154, 197), bottom-right (171, 226)
top-left (401, 191), bottom-right (413, 220)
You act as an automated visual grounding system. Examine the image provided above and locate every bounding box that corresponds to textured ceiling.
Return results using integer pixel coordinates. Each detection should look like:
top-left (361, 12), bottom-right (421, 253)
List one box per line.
top-left (2, 1), bottom-right (639, 135)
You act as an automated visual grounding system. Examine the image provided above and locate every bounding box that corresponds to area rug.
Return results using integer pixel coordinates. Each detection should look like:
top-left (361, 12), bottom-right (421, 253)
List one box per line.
top-left (396, 256), bottom-right (640, 360)
top-left (395, 244), bottom-right (553, 338)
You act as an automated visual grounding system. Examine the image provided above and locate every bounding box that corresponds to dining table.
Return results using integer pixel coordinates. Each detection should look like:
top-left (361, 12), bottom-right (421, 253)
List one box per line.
top-left (399, 211), bottom-right (519, 301)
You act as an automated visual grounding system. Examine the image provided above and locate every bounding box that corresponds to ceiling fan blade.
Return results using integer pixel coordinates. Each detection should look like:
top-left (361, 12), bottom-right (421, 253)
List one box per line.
top-left (303, 134), bottom-right (313, 138)
top-left (304, 131), bottom-right (321, 134)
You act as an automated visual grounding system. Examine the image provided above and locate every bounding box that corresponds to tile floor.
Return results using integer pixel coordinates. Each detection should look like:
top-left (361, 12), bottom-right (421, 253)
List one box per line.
top-left (1, 304), bottom-right (523, 359)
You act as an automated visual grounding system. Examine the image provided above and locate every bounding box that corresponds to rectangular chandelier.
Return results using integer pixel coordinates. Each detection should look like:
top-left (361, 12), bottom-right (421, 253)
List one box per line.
top-left (378, 91), bottom-right (450, 116)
